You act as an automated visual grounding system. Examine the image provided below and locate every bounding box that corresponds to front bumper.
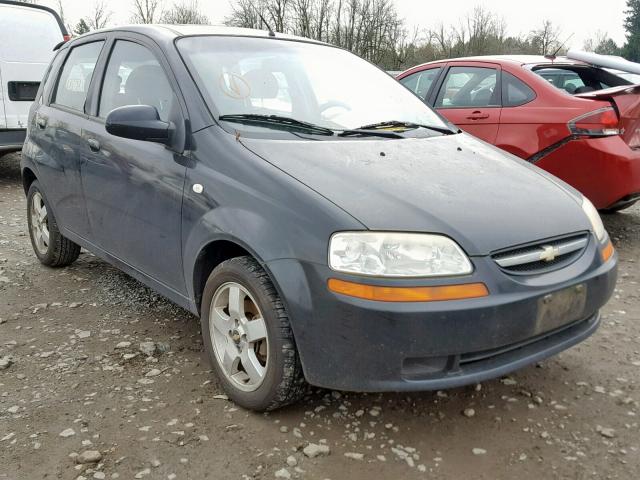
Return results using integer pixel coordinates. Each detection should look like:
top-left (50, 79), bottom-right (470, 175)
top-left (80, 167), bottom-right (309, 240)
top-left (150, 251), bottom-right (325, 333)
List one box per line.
top-left (267, 237), bottom-right (617, 392)
top-left (536, 135), bottom-right (640, 209)
top-left (0, 129), bottom-right (26, 153)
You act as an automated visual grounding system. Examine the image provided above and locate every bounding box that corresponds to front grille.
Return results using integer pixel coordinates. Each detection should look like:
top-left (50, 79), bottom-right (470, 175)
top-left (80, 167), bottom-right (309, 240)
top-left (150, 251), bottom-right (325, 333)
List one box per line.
top-left (492, 233), bottom-right (589, 275)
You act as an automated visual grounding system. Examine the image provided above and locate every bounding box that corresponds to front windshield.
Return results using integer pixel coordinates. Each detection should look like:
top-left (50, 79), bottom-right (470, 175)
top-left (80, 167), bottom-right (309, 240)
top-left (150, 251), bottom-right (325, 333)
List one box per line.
top-left (177, 36), bottom-right (449, 133)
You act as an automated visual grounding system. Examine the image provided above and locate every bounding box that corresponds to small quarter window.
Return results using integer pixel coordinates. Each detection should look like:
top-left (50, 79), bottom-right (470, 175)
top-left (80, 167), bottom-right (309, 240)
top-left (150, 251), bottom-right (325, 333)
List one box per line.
top-left (502, 72), bottom-right (536, 107)
top-left (53, 41), bottom-right (104, 112)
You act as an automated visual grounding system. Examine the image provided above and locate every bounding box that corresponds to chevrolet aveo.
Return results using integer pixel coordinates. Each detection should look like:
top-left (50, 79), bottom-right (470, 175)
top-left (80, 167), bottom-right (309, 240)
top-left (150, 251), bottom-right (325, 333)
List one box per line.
top-left (22, 26), bottom-right (617, 411)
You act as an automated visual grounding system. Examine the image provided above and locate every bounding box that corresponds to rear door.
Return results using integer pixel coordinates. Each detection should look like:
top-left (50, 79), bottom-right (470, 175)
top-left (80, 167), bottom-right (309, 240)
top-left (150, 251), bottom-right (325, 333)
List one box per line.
top-left (32, 39), bottom-right (105, 238)
top-left (431, 63), bottom-right (502, 143)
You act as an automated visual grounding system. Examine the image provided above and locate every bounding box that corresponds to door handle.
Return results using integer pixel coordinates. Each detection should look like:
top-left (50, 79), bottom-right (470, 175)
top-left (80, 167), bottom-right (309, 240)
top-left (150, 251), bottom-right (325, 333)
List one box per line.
top-left (36, 117), bottom-right (47, 129)
top-left (466, 111), bottom-right (490, 120)
top-left (87, 138), bottom-right (101, 152)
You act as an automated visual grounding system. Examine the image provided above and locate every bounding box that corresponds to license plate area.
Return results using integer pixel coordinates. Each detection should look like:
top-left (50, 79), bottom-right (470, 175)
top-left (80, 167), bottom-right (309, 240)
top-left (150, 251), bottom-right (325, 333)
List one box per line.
top-left (536, 284), bottom-right (587, 335)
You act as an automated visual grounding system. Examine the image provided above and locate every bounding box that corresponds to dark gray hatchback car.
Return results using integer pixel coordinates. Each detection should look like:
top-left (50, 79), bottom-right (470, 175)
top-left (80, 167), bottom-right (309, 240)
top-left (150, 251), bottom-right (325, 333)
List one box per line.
top-left (21, 25), bottom-right (617, 410)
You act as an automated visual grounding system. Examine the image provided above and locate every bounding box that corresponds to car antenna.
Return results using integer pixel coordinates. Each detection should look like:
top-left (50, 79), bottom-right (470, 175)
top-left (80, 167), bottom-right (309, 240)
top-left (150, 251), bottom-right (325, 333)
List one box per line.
top-left (546, 33), bottom-right (574, 61)
top-left (251, 3), bottom-right (276, 37)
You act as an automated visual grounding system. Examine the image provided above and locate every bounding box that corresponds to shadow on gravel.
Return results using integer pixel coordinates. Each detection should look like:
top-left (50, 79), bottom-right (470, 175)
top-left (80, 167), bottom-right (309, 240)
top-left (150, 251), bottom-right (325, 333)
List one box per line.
top-left (0, 152), bottom-right (22, 183)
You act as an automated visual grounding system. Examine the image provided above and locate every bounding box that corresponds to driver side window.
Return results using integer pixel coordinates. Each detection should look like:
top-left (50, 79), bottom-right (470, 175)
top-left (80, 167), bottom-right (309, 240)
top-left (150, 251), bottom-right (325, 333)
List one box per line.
top-left (435, 66), bottom-right (499, 108)
top-left (99, 40), bottom-right (176, 121)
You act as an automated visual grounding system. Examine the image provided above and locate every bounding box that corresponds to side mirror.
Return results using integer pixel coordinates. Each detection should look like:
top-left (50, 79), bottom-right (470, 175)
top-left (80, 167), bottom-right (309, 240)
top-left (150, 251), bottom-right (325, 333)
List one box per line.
top-left (105, 105), bottom-right (170, 143)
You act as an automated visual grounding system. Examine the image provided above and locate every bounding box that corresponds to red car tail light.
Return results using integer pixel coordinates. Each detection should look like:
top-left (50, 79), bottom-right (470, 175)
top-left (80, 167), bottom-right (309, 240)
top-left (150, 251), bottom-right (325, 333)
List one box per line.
top-left (568, 107), bottom-right (621, 137)
top-left (63, 34), bottom-right (71, 42)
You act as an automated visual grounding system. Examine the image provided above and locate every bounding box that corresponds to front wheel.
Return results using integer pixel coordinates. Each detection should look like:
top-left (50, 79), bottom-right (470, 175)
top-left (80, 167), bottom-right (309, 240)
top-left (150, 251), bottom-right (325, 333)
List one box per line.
top-left (200, 256), bottom-right (306, 411)
top-left (26, 181), bottom-right (80, 267)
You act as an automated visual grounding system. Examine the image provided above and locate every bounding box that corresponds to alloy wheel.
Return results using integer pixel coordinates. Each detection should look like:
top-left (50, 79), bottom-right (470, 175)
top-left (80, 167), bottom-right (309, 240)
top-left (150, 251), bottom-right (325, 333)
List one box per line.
top-left (30, 192), bottom-right (49, 256)
top-left (209, 282), bottom-right (269, 392)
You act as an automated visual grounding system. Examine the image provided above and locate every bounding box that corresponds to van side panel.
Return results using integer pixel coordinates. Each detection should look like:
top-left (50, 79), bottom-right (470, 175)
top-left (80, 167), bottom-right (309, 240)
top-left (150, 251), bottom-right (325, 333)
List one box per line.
top-left (0, 65), bottom-right (6, 128)
top-left (0, 3), bottom-right (63, 131)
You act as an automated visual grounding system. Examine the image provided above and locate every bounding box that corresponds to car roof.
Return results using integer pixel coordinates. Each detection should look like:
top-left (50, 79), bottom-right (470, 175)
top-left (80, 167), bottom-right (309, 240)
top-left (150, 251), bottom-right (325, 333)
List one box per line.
top-left (66, 24), bottom-right (327, 47)
top-left (401, 55), bottom-right (590, 75)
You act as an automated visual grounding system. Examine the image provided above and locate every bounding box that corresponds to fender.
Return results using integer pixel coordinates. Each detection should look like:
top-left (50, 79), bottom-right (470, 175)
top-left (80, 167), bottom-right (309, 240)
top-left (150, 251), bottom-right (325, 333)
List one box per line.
top-left (182, 205), bottom-right (315, 310)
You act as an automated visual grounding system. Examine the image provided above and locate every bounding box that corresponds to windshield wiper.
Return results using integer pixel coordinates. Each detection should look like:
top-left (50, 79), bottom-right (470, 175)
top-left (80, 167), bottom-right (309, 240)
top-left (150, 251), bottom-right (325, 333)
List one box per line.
top-left (354, 120), bottom-right (456, 135)
top-left (337, 128), bottom-right (404, 139)
top-left (219, 114), bottom-right (335, 136)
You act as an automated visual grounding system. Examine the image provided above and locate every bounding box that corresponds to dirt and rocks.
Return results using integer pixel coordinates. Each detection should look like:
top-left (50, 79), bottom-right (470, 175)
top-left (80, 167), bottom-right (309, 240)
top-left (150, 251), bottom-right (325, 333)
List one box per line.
top-left (0, 152), bottom-right (639, 480)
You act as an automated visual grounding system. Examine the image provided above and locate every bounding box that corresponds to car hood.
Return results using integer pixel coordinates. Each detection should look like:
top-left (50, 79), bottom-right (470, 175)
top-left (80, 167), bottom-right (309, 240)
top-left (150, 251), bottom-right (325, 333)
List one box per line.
top-left (240, 133), bottom-right (590, 256)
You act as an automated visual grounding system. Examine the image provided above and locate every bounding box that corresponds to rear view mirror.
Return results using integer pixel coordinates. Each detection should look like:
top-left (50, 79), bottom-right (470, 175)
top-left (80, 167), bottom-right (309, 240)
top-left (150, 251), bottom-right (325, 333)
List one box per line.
top-left (105, 105), bottom-right (170, 143)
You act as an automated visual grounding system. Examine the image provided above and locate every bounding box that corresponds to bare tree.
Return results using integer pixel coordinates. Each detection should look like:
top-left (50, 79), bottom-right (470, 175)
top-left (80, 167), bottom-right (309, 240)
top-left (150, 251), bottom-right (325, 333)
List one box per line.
top-left (530, 20), bottom-right (562, 56)
top-left (86, 1), bottom-right (113, 30)
top-left (131, 0), bottom-right (163, 23)
top-left (160, 0), bottom-right (209, 24)
top-left (225, 0), bottom-right (264, 29)
top-left (223, 1), bottom-right (569, 70)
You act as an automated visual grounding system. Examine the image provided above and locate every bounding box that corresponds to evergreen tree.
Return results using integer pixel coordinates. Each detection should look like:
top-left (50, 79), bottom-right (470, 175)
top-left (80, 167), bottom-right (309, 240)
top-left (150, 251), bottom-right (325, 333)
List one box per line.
top-left (74, 18), bottom-right (91, 35)
top-left (624, 0), bottom-right (640, 61)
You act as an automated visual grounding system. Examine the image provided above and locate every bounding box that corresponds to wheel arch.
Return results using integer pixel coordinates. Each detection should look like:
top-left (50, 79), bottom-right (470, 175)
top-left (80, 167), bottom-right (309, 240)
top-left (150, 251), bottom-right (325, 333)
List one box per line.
top-left (22, 167), bottom-right (37, 195)
top-left (191, 236), bottom-right (288, 317)
top-left (192, 239), bottom-right (250, 314)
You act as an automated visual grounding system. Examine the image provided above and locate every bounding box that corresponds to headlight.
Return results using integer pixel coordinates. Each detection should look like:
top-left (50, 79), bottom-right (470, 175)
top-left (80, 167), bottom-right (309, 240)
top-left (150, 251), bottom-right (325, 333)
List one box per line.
top-left (329, 232), bottom-right (473, 277)
top-left (582, 197), bottom-right (607, 242)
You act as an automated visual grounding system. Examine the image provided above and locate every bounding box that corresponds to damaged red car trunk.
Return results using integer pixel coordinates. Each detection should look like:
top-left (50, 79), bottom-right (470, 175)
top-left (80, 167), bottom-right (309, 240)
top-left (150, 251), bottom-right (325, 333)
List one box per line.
top-left (398, 55), bottom-right (640, 212)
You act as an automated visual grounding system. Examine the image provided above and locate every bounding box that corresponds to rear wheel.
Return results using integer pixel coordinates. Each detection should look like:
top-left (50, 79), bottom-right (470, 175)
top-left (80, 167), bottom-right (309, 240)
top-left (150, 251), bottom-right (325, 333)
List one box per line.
top-left (200, 256), bottom-right (306, 411)
top-left (27, 181), bottom-right (80, 267)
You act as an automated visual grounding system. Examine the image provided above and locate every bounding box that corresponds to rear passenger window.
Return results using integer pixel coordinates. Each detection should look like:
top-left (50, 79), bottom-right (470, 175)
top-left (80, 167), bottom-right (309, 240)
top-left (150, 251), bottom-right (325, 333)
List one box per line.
top-left (400, 68), bottom-right (441, 100)
top-left (99, 40), bottom-right (176, 121)
top-left (502, 72), bottom-right (536, 107)
top-left (53, 41), bottom-right (104, 112)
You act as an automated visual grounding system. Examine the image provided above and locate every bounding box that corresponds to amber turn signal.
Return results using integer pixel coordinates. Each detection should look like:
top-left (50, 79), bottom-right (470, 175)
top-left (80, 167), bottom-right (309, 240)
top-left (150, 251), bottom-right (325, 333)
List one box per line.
top-left (601, 240), bottom-right (615, 263)
top-left (327, 278), bottom-right (489, 302)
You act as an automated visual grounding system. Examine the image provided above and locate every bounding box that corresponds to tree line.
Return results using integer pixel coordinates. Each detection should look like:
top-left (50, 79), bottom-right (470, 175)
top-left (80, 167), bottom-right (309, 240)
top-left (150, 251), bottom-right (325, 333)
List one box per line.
top-left (17, 0), bottom-right (640, 68)
top-left (225, 1), bottom-right (582, 69)
top-left (224, 0), bottom-right (640, 66)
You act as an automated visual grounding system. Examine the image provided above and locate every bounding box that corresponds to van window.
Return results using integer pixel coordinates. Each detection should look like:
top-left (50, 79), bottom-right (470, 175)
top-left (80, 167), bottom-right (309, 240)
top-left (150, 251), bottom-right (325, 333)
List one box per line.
top-left (99, 41), bottom-right (176, 121)
top-left (0, 4), bottom-right (63, 63)
top-left (53, 42), bottom-right (104, 112)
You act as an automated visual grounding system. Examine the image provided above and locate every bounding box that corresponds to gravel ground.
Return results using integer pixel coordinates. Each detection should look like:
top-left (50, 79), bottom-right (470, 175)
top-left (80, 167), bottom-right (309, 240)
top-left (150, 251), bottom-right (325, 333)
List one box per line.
top-left (1, 152), bottom-right (639, 480)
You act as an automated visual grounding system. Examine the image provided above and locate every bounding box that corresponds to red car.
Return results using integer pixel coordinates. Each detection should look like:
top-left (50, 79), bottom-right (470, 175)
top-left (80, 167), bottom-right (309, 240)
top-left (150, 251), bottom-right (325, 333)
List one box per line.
top-left (397, 55), bottom-right (640, 211)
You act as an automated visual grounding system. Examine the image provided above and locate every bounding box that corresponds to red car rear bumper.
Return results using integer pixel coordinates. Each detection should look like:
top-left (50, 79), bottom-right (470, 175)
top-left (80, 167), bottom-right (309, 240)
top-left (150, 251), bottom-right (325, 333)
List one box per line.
top-left (536, 135), bottom-right (640, 209)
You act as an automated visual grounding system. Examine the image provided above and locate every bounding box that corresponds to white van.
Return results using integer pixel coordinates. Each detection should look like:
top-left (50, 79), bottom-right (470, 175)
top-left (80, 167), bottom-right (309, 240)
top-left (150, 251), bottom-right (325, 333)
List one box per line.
top-left (0, 0), bottom-right (67, 154)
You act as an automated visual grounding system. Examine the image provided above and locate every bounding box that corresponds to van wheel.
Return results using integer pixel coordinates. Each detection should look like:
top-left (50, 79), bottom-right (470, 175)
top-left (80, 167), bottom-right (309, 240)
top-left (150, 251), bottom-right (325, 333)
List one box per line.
top-left (27, 181), bottom-right (80, 267)
top-left (200, 256), bottom-right (306, 411)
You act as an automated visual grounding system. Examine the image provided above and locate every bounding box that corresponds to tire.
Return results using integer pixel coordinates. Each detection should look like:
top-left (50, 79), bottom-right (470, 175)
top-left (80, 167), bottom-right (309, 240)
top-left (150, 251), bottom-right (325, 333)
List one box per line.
top-left (26, 180), bottom-right (80, 267)
top-left (200, 256), bottom-right (306, 411)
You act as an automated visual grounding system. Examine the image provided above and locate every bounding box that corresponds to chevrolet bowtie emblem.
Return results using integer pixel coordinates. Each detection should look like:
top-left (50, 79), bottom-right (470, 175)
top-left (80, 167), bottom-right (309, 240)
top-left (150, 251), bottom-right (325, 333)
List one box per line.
top-left (539, 245), bottom-right (560, 262)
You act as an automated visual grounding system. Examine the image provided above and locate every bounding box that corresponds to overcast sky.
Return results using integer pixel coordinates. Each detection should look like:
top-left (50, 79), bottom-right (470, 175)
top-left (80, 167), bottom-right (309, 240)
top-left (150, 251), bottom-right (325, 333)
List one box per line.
top-left (38, 0), bottom-right (629, 50)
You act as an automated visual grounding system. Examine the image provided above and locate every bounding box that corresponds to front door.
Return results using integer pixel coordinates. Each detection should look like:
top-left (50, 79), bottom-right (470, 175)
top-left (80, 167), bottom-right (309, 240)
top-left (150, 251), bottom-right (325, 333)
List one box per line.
top-left (433, 65), bottom-right (502, 144)
top-left (80, 38), bottom-right (188, 295)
